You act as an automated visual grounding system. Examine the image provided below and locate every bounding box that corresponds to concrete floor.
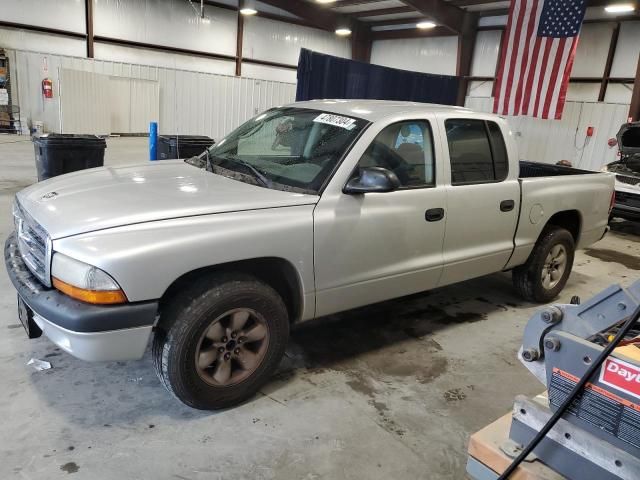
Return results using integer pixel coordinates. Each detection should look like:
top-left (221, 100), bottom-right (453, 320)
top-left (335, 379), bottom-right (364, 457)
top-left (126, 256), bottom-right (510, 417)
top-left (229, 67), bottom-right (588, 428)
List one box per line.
top-left (1, 134), bottom-right (639, 480)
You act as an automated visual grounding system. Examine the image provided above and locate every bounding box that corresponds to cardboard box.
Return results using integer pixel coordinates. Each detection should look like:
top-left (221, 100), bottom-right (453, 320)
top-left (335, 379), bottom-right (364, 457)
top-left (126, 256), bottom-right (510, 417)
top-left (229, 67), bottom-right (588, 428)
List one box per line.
top-left (0, 111), bottom-right (11, 128)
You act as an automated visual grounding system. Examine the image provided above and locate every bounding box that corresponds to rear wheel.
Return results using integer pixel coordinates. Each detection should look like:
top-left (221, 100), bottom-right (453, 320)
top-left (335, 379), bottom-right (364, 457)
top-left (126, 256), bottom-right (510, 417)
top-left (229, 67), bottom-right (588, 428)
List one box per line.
top-left (153, 273), bottom-right (289, 409)
top-left (512, 227), bottom-right (575, 303)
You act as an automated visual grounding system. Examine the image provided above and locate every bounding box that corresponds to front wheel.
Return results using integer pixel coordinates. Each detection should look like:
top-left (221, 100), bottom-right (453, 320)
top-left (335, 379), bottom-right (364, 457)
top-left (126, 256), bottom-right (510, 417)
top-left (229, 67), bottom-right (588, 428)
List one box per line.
top-left (153, 273), bottom-right (289, 410)
top-left (512, 227), bottom-right (575, 303)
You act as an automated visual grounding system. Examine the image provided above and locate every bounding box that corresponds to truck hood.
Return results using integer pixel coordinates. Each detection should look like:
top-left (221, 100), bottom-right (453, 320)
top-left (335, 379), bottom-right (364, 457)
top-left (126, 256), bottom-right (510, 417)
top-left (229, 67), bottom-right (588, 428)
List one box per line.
top-left (16, 161), bottom-right (319, 239)
top-left (603, 161), bottom-right (640, 192)
top-left (616, 121), bottom-right (640, 158)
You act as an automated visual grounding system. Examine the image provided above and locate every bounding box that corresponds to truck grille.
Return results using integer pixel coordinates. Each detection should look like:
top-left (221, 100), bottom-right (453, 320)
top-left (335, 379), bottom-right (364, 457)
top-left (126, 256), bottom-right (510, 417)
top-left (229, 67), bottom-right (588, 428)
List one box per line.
top-left (616, 174), bottom-right (640, 187)
top-left (616, 190), bottom-right (640, 208)
top-left (12, 201), bottom-right (51, 287)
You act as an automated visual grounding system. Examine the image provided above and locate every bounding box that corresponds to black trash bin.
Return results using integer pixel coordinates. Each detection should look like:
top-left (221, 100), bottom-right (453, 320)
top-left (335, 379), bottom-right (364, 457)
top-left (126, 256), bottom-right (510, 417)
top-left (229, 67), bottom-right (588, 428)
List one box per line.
top-left (33, 134), bottom-right (107, 181)
top-left (157, 135), bottom-right (214, 160)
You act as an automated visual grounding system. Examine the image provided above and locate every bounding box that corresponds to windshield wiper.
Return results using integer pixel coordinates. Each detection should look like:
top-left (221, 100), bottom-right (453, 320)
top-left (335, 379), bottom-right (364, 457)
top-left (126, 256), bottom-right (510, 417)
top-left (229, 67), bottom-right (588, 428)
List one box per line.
top-left (205, 149), bottom-right (213, 172)
top-left (185, 155), bottom-right (207, 169)
top-left (215, 155), bottom-right (272, 188)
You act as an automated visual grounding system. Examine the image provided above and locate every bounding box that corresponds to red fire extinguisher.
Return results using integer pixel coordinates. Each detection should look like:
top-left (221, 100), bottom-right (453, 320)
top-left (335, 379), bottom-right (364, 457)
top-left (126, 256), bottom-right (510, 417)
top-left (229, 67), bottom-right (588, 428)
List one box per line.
top-left (42, 78), bottom-right (53, 99)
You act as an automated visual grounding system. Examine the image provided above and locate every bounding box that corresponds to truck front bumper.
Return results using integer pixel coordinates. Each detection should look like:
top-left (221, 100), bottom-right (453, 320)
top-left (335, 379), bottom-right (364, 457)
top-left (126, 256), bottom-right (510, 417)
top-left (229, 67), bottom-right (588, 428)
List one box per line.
top-left (612, 190), bottom-right (640, 221)
top-left (612, 203), bottom-right (640, 221)
top-left (5, 233), bottom-right (158, 362)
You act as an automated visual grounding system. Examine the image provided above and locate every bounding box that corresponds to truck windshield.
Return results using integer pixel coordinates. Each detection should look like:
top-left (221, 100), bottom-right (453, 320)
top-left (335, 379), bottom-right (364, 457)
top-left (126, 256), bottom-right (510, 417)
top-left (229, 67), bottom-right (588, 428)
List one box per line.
top-left (202, 107), bottom-right (368, 194)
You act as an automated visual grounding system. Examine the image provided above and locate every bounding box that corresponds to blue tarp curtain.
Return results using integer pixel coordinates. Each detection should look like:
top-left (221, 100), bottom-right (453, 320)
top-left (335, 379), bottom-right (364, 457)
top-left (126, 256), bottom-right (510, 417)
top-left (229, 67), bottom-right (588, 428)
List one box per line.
top-left (295, 49), bottom-right (460, 105)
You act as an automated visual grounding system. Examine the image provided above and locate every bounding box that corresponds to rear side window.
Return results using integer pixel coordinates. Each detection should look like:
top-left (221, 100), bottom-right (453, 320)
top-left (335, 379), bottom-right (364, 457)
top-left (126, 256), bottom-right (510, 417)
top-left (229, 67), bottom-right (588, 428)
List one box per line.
top-left (445, 119), bottom-right (509, 185)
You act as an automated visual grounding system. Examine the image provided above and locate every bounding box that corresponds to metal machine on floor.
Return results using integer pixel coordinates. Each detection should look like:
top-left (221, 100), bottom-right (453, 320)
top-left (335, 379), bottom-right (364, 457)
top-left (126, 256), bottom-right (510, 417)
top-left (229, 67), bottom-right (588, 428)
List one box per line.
top-left (467, 279), bottom-right (640, 479)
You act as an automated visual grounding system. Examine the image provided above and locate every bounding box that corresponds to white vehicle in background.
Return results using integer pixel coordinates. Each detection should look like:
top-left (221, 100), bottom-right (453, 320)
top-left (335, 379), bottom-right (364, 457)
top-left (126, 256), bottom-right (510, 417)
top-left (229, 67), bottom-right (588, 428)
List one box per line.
top-left (603, 122), bottom-right (640, 221)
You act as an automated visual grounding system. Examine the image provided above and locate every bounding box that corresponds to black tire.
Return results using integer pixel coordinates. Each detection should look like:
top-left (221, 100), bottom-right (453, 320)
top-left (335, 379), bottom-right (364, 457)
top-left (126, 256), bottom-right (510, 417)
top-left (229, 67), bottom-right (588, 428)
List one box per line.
top-left (153, 273), bottom-right (289, 410)
top-left (512, 227), bottom-right (575, 303)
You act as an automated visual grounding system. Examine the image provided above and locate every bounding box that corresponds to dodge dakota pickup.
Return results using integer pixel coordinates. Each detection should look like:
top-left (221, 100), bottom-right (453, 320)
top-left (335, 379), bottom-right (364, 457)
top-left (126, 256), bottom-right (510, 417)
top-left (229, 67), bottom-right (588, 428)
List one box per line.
top-left (5, 100), bottom-right (615, 409)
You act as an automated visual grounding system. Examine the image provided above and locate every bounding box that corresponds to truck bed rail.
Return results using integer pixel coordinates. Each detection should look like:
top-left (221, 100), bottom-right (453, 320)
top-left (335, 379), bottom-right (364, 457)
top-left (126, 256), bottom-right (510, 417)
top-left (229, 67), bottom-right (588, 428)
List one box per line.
top-left (519, 161), bottom-right (598, 178)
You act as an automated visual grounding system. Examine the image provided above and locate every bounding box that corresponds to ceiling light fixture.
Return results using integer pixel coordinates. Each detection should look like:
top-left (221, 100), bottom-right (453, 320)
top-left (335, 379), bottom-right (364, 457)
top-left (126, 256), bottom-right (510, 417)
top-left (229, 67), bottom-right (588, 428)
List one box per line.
top-left (316, 0), bottom-right (337, 3)
top-left (417, 21), bottom-right (436, 29)
top-left (335, 28), bottom-right (352, 36)
top-left (604, 4), bottom-right (635, 13)
top-left (240, 7), bottom-right (258, 15)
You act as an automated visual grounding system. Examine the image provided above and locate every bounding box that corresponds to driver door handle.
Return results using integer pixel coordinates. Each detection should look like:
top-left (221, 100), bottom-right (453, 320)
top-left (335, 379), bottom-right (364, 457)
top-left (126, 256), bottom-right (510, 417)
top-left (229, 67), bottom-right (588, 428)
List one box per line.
top-left (425, 208), bottom-right (445, 222)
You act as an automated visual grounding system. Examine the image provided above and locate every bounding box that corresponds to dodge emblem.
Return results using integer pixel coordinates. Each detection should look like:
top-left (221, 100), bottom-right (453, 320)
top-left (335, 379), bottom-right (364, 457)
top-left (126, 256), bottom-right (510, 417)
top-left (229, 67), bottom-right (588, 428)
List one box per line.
top-left (40, 191), bottom-right (58, 201)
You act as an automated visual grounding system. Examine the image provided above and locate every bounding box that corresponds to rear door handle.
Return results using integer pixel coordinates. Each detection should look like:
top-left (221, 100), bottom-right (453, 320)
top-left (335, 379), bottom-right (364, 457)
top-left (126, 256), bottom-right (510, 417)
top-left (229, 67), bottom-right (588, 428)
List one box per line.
top-left (500, 200), bottom-right (515, 212)
top-left (425, 208), bottom-right (445, 222)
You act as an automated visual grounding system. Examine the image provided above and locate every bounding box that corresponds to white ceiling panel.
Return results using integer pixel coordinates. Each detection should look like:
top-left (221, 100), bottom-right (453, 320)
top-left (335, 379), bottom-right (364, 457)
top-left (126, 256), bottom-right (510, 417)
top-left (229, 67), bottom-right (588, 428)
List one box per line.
top-left (255, 1), bottom-right (302, 19)
top-left (360, 12), bottom-right (421, 21)
top-left (584, 5), bottom-right (638, 20)
top-left (371, 36), bottom-right (458, 75)
top-left (332, 0), bottom-right (406, 14)
top-left (465, 2), bottom-right (509, 12)
top-left (478, 15), bottom-right (508, 27)
top-left (372, 24), bottom-right (419, 31)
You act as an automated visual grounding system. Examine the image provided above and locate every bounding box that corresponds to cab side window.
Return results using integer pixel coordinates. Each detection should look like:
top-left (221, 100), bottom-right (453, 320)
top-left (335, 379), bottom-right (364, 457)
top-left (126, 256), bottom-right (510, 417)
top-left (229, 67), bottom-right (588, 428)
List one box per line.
top-left (445, 119), bottom-right (509, 185)
top-left (357, 120), bottom-right (435, 188)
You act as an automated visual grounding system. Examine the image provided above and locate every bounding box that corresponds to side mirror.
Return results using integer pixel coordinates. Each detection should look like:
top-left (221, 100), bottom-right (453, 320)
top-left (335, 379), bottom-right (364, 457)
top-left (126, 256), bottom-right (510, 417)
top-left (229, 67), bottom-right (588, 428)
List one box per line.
top-left (343, 167), bottom-right (401, 194)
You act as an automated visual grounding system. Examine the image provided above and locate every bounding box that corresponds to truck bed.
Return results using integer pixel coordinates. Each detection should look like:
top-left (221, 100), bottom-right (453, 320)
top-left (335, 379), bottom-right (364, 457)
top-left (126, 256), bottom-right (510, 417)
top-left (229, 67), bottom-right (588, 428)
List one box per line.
top-left (519, 161), bottom-right (599, 178)
top-left (506, 161), bottom-right (614, 271)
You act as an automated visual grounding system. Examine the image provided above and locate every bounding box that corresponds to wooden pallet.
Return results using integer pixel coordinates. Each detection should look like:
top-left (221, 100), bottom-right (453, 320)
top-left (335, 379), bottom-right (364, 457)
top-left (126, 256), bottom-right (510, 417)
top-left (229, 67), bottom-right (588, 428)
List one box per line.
top-left (467, 413), bottom-right (564, 480)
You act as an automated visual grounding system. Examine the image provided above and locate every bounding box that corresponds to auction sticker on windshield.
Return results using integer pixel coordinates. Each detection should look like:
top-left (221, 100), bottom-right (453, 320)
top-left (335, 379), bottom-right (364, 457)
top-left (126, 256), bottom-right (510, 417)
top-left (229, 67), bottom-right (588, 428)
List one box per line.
top-left (314, 113), bottom-right (357, 130)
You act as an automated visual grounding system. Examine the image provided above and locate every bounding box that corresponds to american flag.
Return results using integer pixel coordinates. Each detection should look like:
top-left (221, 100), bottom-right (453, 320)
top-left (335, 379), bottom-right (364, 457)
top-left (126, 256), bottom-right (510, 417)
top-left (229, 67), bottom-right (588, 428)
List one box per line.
top-left (493, 0), bottom-right (587, 120)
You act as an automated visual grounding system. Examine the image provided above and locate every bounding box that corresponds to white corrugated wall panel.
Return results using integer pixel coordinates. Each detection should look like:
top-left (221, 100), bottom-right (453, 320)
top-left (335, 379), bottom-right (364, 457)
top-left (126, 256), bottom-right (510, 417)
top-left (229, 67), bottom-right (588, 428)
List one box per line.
top-left (0, 28), bottom-right (86, 57)
top-left (11, 49), bottom-right (296, 139)
top-left (465, 96), bottom-right (629, 171)
top-left (93, 0), bottom-right (237, 57)
top-left (154, 67), bottom-right (295, 140)
top-left (242, 16), bottom-right (351, 65)
top-left (479, 15), bottom-right (508, 28)
top-left (0, 0), bottom-right (85, 33)
top-left (241, 63), bottom-right (297, 84)
top-left (370, 37), bottom-right (459, 75)
top-left (470, 23), bottom-right (617, 80)
top-left (470, 30), bottom-right (501, 77)
top-left (605, 83), bottom-right (634, 104)
top-left (468, 80), bottom-right (494, 97)
top-left (566, 83), bottom-right (601, 102)
top-left (59, 68), bottom-right (110, 135)
top-left (253, 1), bottom-right (299, 19)
top-left (571, 23), bottom-right (615, 78)
top-left (109, 76), bottom-right (132, 133)
top-left (157, 67), bottom-right (177, 135)
top-left (12, 50), bottom-right (70, 133)
top-left (610, 21), bottom-right (640, 78)
top-left (464, 96), bottom-right (494, 112)
top-left (130, 79), bottom-right (160, 133)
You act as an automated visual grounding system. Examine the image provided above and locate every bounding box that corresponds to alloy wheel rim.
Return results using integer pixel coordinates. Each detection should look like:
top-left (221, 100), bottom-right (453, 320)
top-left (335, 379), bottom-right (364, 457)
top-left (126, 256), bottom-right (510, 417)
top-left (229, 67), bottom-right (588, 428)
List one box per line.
top-left (194, 308), bottom-right (270, 387)
top-left (541, 244), bottom-right (567, 290)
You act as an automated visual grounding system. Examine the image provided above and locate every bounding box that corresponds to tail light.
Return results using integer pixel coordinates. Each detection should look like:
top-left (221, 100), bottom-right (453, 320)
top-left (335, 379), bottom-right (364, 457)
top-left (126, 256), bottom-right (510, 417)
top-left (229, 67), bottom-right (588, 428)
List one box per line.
top-left (609, 190), bottom-right (616, 214)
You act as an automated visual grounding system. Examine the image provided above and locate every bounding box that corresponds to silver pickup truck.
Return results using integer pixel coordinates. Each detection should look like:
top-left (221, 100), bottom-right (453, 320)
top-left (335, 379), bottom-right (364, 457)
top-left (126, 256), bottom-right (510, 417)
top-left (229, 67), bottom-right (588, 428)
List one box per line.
top-left (5, 100), bottom-right (614, 409)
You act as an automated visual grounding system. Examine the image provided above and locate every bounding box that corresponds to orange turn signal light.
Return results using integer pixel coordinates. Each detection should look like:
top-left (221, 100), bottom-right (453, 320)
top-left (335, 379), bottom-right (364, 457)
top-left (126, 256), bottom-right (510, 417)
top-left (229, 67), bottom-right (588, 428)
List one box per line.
top-left (52, 277), bottom-right (128, 305)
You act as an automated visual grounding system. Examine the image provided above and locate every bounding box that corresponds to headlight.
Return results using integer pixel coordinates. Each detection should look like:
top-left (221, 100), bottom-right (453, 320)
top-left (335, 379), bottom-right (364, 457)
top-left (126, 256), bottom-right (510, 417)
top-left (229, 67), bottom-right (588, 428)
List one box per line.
top-left (12, 201), bottom-right (22, 232)
top-left (51, 253), bottom-right (127, 304)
